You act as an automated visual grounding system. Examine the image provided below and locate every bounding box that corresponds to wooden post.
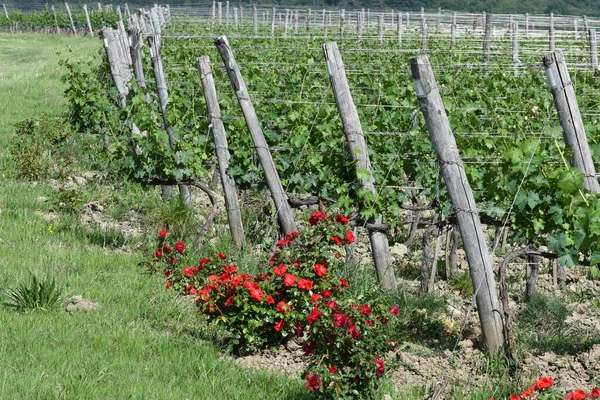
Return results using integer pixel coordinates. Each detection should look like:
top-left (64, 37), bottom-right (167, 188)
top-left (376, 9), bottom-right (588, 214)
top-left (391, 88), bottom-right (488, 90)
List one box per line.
top-left (102, 28), bottom-right (129, 107)
top-left (549, 13), bottom-right (555, 51)
top-left (2, 3), bottom-right (8, 20)
top-left (410, 55), bottom-right (504, 354)
top-left (284, 9), bottom-right (289, 36)
top-left (214, 36), bottom-right (297, 235)
top-left (147, 35), bottom-right (193, 205)
top-left (406, 12), bottom-right (409, 28)
top-left (378, 13), bottom-right (383, 42)
top-left (472, 12), bottom-right (477, 31)
top-left (590, 29), bottom-right (598, 72)
top-left (124, 3), bottom-right (131, 20)
top-left (357, 11), bottom-right (363, 41)
top-left (525, 13), bottom-right (529, 35)
top-left (65, 3), bottom-right (76, 36)
top-left (508, 14), bottom-right (513, 33)
top-left (129, 28), bottom-right (150, 102)
top-left (225, 1), bottom-right (229, 25)
top-left (340, 9), bottom-right (345, 34)
top-left (234, 7), bottom-right (238, 28)
top-left (366, 8), bottom-right (370, 30)
top-left (543, 50), bottom-right (600, 192)
top-left (512, 22), bottom-right (519, 75)
top-left (306, 8), bottom-right (311, 36)
top-left (218, 2), bottom-right (222, 25)
top-left (117, 5), bottom-right (123, 23)
top-left (323, 42), bottom-right (398, 292)
top-left (574, 19), bottom-right (579, 40)
top-left (212, 1), bottom-right (215, 23)
top-left (437, 7), bottom-right (441, 31)
top-left (197, 56), bottom-right (246, 248)
top-left (397, 12), bottom-right (402, 48)
top-left (450, 12), bottom-right (457, 49)
top-left (421, 14), bottom-right (427, 51)
top-left (293, 11), bottom-right (298, 36)
top-left (483, 13), bottom-right (492, 66)
top-left (51, 5), bottom-right (60, 33)
top-left (253, 4), bottom-right (257, 33)
top-left (584, 15), bottom-right (589, 36)
top-left (271, 7), bottom-right (276, 37)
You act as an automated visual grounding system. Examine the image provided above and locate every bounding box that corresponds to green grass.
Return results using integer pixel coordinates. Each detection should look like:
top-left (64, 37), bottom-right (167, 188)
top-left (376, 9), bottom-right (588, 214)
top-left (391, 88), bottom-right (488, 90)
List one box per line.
top-left (0, 34), bottom-right (310, 399)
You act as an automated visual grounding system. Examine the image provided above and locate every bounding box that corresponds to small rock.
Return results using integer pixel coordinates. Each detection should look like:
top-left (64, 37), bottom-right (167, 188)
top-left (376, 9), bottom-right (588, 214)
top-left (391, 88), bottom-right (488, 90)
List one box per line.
top-left (66, 295), bottom-right (100, 312)
top-left (390, 243), bottom-right (408, 261)
top-left (73, 176), bottom-right (87, 186)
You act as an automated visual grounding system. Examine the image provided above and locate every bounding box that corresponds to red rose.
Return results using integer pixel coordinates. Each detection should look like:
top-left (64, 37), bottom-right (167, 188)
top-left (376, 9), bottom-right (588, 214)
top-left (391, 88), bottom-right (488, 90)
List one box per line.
top-left (182, 267), bottom-right (195, 277)
top-left (175, 241), bottom-right (185, 253)
top-left (304, 374), bottom-right (323, 391)
top-left (333, 313), bottom-right (347, 328)
top-left (335, 215), bottom-right (349, 225)
top-left (330, 236), bottom-right (342, 246)
top-left (308, 211), bottom-right (327, 225)
top-left (339, 278), bottom-right (348, 289)
top-left (567, 389), bottom-right (590, 400)
top-left (230, 276), bottom-right (242, 287)
top-left (276, 301), bottom-right (291, 314)
top-left (224, 296), bottom-right (234, 307)
top-left (307, 307), bottom-right (323, 324)
top-left (509, 396), bottom-right (520, 400)
top-left (345, 229), bottom-right (355, 244)
top-left (322, 290), bottom-right (332, 298)
top-left (224, 264), bottom-right (237, 275)
top-left (329, 366), bottom-right (338, 374)
top-left (310, 294), bottom-right (321, 304)
top-left (374, 356), bottom-right (385, 377)
top-left (164, 245), bottom-right (172, 253)
top-left (283, 273), bottom-right (297, 287)
top-left (347, 325), bottom-right (361, 340)
top-left (164, 270), bottom-right (171, 278)
top-left (313, 264), bottom-right (327, 277)
top-left (274, 319), bottom-right (284, 332)
top-left (358, 304), bottom-right (372, 316)
top-left (216, 253), bottom-right (226, 260)
top-left (297, 278), bottom-right (314, 291)
top-left (266, 295), bottom-right (275, 305)
top-left (249, 288), bottom-right (263, 302)
top-left (199, 257), bottom-right (211, 267)
top-left (159, 229), bottom-right (168, 237)
top-left (155, 250), bottom-right (163, 258)
top-left (535, 377), bottom-right (554, 390)
top-left (274, 263), bottom-right (287, 277)
top-left (591, 388), bottom-right (600, 398)
top-left (390, 305), bottom-right (400, 315)
top-left (165, 280), bottom-right (173, 289)
top-left (276, 238), bottom-right (291, 247)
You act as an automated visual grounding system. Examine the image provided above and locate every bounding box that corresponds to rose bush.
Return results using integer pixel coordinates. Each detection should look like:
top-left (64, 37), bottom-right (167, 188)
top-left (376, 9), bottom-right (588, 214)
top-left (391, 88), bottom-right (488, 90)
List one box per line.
top-left (503, 377), bottom-right (600, 400)
top-left (144, 211), bottom-right (400, 398)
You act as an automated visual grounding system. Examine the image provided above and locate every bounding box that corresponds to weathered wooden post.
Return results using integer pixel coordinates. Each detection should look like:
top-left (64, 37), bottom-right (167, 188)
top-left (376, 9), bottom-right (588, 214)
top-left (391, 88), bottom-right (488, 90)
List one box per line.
top-left (284, 9), bottom-right (289, 36)
top-left (147, 34), bottom-right (193, 205)
top-left (271, 7), bottom-right (276, 37)
top-left (306, 8), bottom-right (311, 37)
top-left (64, 3), bottom-right (76, 35)
top-left (124, 3), bottom-right (131, 20)
top-left (508, 14), bottom-right (513, 33)
top-left (83, 5), bottom-right (93, 36)
top-left (323, 42), bottom-right (398, 292)
top-left (590, 29), bottom-right (598, 72)
top-left (549, 13), bottom-right (555, 51)
top-left (483, 13), bottom-right (492, 66)
top-left (293, 10), bottom-right (298, 36)
top-left (129, 28), bottom-right (150, 102)
top-left (214, 36), bottom-right (298, 235)
top-left (397, 12), bottom-right (402, 48)
top-left (574, 19), bottom-right (579, 40)
top-left (198, 56), bottom-right (246, 248)
top-left (543, 50), bottom-right (600, 192)
top-left (2, 3), bottom-right (8, 20)
top-left (450, 12), bottom-right (457, 49)
top-left (410, 55), bottom-right (504, 354)
top-left (378, 13), bottom-right (383, 42)
top-left (234, 7), bottom-right (238, 28)
top-left (253, 4), bottom-right (257, 33)
top-left (225, 1), bottom-right (229, 25)
top-left (116, 5), bottom-right (123, 23)
top-left (51, 5), bottom-right (60, 33)
top-left (525, 13), bottom-right (530, 35)
top-left (437, 7), bottom-right (441, 31)
top-left (212, 1), bottom-right (215, 23)
top-left (218, 2), bottom-right (222, 24)
top-left (421, 13), bottom-right (427, 51)
top-left (406, 12), bottom-right (409, 27)
top-left (512, 22), bottom-right (519, 75)
top-left (340, 9), bottom-right (345, 34)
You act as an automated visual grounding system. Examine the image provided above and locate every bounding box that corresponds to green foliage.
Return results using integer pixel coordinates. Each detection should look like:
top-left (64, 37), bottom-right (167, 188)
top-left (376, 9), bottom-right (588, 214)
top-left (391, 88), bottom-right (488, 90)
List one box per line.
top-left (449, 271), bottom-right (474, 298)
top-left (2, 272), bottom-right (62, 312)
top-left (9, 115), bottom-right (74, 180)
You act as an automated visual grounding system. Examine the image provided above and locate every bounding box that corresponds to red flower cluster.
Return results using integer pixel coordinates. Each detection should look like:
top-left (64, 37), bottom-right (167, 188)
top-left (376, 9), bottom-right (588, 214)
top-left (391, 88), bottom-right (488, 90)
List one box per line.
top-left (309, 211), bottom-right (328, 225)
top-left (509, 377), bottom-right (600, 400)
top-left (307, 307), bottom-right (324, 324)
top-left (566, 388), bottom-right (600, 400)
top-left (305, 374), bottom-right (323, 391)
top-left (374, 356), bottom-right (385, 377)
top-left (276, 231), bottom-right (298, 247)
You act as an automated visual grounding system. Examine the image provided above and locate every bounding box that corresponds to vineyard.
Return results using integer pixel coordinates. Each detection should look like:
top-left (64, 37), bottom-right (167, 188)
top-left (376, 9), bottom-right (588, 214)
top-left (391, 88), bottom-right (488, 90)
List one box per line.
top-left (2, 2), bottom-right (600, 399)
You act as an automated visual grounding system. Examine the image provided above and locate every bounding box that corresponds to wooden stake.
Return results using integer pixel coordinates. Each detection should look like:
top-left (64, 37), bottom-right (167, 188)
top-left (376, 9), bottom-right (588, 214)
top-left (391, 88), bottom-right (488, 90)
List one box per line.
top-left (421, 14), bottom-right (427, 51)
top-left (51, 5), bottom-right (60, 33)
top-left (65, 3), bottom-right (76, 36)
top-left (549, 13), bottom-right (555, 51)
top-left (218, 2), bottom-right (222, 25)
top-left (212, 1), bottom-right (215, 23)
top-left (323, 42), bottom-right (398, 292)
top-left (525, 13), bottom-right (529, 35)
top-left (357, 11), bottom-right (363, 41)
top-left (450, 12), bottom-right (456, 49)
top-left (378, 13), bottom-right (383, 42)
top-left (574, 19), bottom-right (579, 40)
top-left (3, 3), bottom-right (8, 20)
top-left (397, 12), bottom-right (402, 48)
top-left (543, 50), bottom-right (600, 192)
top-left (129, 28), bottom-right (150, 102)
top-left (225, 1), bottom-right (229, 25)
top-left (513, 22), bottom-right (519, 75)
top-left (83, 5), bottom-right (93, 37)
top-left (253, 4), bottom-right (257, 33)
top-left (148, 35), bottom-right (193, 205)
top-left (590, 29), bottom-right (598, 72)
top-left (306, 9), bottom-right (311, 36)
top-left (271, 7), bottom-right (276, 37)
top-left (410, 55), bottom-right (504, 354)
top-left (214, 36), bottom-right (297, 235)
top-left (437, 7), bottom-right (441, 31)
top-left (483, 13), bottom-right (492, 67)
top-left (198, 56), bottom-right (246, 248)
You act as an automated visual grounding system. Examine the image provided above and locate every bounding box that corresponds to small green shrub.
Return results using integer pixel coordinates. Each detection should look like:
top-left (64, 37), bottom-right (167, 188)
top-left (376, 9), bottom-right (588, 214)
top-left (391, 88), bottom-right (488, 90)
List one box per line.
top-left (9, 116), bottom-right (74, 180)
top-left (448, 270), bottom-right (474, 297)
top-left (3, 273), bottom-right (63, 312)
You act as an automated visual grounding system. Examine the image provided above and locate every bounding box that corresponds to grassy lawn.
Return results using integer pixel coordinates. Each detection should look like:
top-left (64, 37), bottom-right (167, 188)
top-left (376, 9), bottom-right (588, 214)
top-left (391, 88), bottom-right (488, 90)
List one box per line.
top-left (0, 34), bottom-right (309, 400)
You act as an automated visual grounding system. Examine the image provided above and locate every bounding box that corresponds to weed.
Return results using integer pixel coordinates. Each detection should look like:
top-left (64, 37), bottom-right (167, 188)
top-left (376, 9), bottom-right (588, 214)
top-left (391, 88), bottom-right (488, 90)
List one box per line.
top-left (2, 272), bottom-right (62, 312)
top-left (449, 270), bottom-right (474, 297)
